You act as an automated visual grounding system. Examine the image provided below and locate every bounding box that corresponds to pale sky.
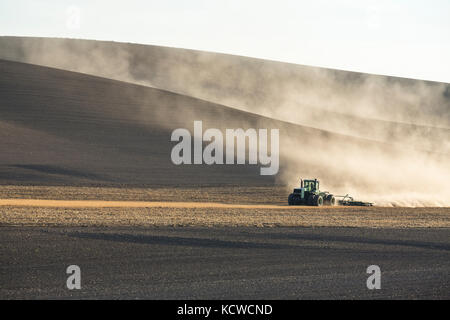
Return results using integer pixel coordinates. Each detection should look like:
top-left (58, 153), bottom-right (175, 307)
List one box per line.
top-left (1, 0), bottom-right (449, 83)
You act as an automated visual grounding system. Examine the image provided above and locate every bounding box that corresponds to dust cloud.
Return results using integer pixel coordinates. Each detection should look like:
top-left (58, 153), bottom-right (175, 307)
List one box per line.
top-left (0, 36), bottom-right (449, 206)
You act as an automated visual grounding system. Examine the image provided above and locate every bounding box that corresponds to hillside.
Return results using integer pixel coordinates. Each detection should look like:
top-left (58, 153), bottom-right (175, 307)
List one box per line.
top-left (1, 36), bottom-right (449, 154)
top-left (0, 38), bottom-right (449, 205)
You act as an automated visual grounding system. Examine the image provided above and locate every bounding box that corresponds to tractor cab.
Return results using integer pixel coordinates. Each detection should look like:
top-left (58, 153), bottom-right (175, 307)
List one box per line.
top-left (302, 179), bottom-right (319, 192)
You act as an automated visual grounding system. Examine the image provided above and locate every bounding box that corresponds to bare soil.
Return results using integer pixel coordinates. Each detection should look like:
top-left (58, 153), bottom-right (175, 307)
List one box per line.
top-left (1, 186), bottom-right (449, 228)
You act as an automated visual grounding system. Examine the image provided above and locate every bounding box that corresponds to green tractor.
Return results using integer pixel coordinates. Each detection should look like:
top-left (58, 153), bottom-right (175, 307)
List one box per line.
top-left (288, 179), bottom-right (336, 206)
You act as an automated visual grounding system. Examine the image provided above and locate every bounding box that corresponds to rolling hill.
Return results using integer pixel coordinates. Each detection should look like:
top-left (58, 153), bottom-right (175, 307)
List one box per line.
top-left (0, 37), bottom-right (449, 205)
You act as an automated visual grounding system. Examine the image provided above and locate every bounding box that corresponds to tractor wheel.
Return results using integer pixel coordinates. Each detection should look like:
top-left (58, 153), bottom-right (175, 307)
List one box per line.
top-left (329, 196), bottom-right (336, 206)
top-left (307, 195), bottom-right (315, 206)
top-left (325, 194), bottom-right (336, 206)
top-left (288, 194), bottom-right (295, 205)
top-left (314, 195), bottom-right (323, 206)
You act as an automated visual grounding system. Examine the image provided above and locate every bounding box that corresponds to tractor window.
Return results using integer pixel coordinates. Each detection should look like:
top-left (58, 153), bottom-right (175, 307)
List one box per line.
top-left (304, 181), bottom-right (312, 191)
top-left (304, 181), bottom-right (316, 191)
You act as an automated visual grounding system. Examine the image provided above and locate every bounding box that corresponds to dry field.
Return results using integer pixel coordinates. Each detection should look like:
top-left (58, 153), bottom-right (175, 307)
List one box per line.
top-left (1, 185), bottom-right (449, 228)
top-left (0, 185), bottom-right (288, 204)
